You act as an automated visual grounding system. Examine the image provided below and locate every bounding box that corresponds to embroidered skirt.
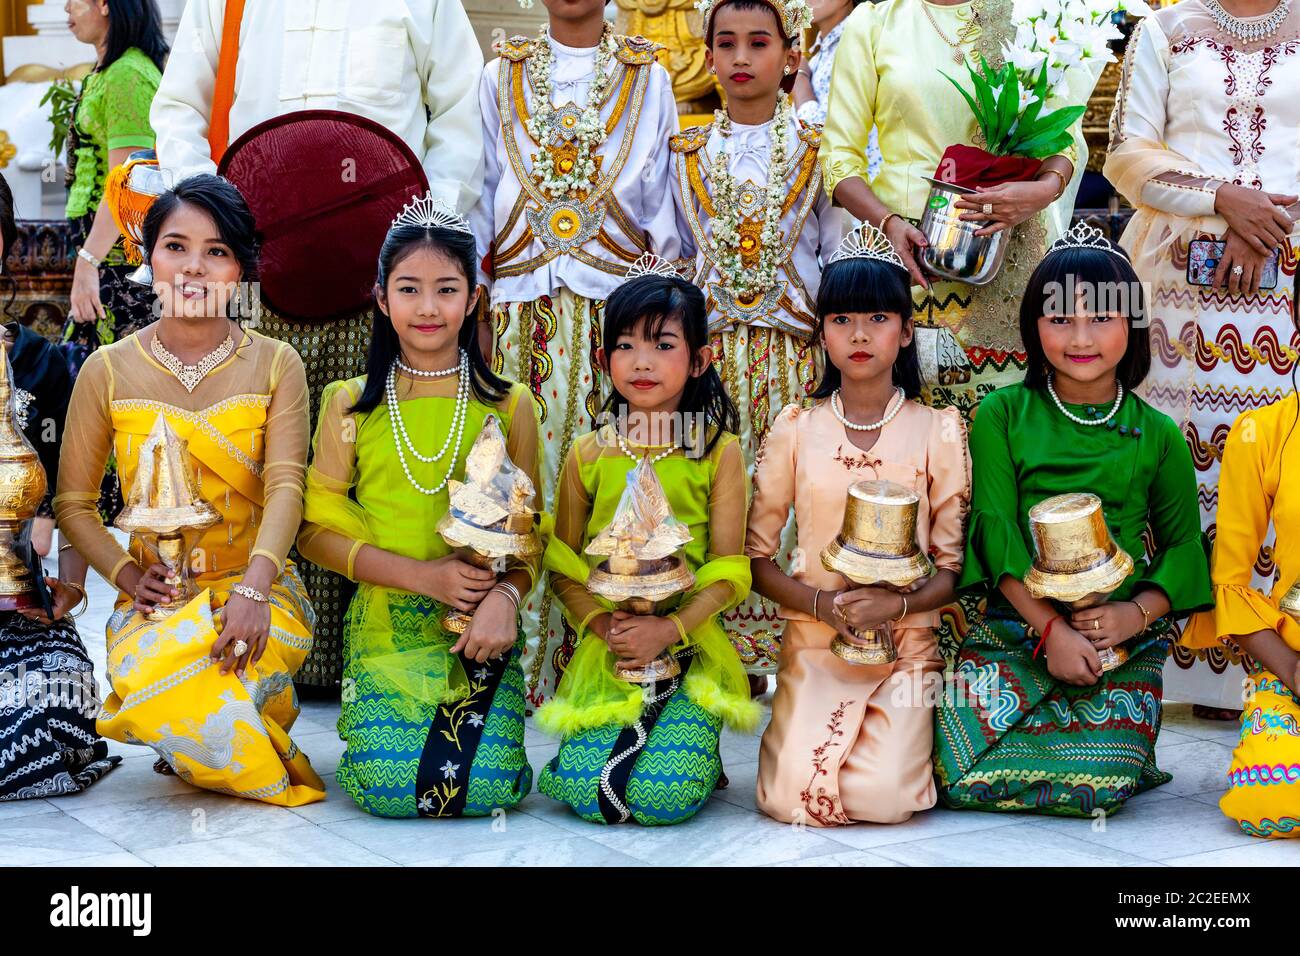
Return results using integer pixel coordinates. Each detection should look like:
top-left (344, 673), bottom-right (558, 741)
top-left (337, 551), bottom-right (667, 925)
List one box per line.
top-left (0, 611), bottom-right (119, 800)
top-left (1220, 671), bottom-right (1300, 838)
top-left (712, 325), bottom-right (819, 675)
top-left (538, 653), bottom-right (723, 825)
top-left (490, 291), bottom-right (606, 706)
top-left (97, 566), bottom-right (326, 806)
top-left (335, 589), bottom-right (532, 818)
top-left (934, 610), bottom-right (1172, 817)
top-left (756, 619), bottom-right (941, 826)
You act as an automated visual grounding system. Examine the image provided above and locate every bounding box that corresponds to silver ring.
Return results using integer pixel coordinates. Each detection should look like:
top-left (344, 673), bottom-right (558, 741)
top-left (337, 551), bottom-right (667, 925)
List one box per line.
top-left (1232, 264), bottom-right (1244, 276)
top-left (231, 639), bottom-right (249, 657)
top-left (982, 202), bottom-right (994, 216)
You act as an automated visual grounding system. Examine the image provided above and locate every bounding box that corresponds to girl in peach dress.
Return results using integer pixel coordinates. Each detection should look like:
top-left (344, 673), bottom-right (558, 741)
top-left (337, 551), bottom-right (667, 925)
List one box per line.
top-left (747, 223), bottom-right (970, 826)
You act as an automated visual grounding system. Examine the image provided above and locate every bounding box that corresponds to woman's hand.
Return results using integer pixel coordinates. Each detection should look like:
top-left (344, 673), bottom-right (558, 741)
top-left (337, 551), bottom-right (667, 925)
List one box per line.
top-left (212, 592), bottom-right (270, 677)
top-left (452, 589), bottom-right (517, 664)
top-left (1044, 623), bottom-right (1102, 686)
top-left (956, 179), bottom-right (1058, 236)
top-left (605, 611), bottom-right (678, 668)
top-left (131, 562), bottom-right (178, 615)
top-left (19, 577), bottom-right (84, 625)
top-left (415, 555), bottom-right (497, 611)
top-left (1213, 183), bottom-right (1296, 256)
top-left (833, 586), bottom-right (904, 631)
top-left (1213, 229), bottom-right (1274, 298)
top-left (883, 214), bottom-right (930, 289)
top-left (1070, 601), bottom-right (1144, 650)
top-left (69, 257), bottom-right (105, 325)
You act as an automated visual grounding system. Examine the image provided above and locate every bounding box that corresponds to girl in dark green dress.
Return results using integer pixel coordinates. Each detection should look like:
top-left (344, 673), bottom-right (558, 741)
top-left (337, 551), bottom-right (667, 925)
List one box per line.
top-left (933, 226), bottom-right (1213, 817)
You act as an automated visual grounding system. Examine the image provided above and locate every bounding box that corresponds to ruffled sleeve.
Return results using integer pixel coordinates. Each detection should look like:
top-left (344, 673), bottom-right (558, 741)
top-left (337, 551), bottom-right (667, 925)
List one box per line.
top-left (1183, 405), bottom-right (1295, 649)
top-left (820, 4), bottom-right (878, 202)
top-left (958, 390), bottom-right (1033, 594)
top-left (1131, 412), bottom-right (1213, 617)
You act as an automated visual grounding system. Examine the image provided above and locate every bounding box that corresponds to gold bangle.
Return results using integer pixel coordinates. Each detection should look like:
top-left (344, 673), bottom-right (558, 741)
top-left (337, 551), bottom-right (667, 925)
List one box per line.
top-left (811, 588), bottom-right (823, 619)
top-left (1132, 598), bottom-right (1151, 630)
top-left (1039, 168), bottom-right (1068, 201)
top-left (878, 211), bottom-right (901, 233)
top-left (891, 594), bottom-right (908, 624)
top-left (62, 581), bottom-right (88, 619)
top-left (58, 542), bottom-right (74, 553)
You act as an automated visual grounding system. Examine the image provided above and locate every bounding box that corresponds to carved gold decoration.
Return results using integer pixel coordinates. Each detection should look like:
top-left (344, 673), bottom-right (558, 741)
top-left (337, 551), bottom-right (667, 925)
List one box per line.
top-left (615, 0), bottom-right (716, 110)
top-left (0, 343), bottom-right (47, 610)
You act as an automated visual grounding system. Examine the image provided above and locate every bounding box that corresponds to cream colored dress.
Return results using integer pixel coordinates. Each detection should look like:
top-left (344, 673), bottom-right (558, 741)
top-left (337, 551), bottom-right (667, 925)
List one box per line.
top-left (747, 399), bottom-right (970, 825)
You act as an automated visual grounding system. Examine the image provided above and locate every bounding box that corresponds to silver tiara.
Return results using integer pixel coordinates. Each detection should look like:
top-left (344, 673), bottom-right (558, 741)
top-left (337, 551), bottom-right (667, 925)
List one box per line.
top-left (625, 253), bottom-right (685, 280)
top-left (391, 192), bottom-right (472, 235)
top-left (1046, 221), bottom-right (1127, 261)
top-left (827, 222), bottom-right (907, 270)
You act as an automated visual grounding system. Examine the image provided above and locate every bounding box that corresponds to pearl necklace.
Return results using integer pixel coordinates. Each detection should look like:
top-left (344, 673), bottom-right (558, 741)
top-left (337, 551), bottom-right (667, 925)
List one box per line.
top-left (151, 331), bottom-right (235, 393)
top-left (1204, 0), bottom-right (1291, 42)
top-left (386, 352), bottom-right (469, 496)
top-left (395, 355), bottom-right (460, 378)
top-left (1046, 375), bottom-right (1124, 427)
top-left (614, 426), bottom-right (677, 464)
top-left (831, 387), bottom-right (905, 431)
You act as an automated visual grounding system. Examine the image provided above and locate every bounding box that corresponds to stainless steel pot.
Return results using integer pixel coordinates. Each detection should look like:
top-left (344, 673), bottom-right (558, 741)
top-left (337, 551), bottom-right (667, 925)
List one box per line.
top-left (917, 177), bottom-right (1009, 286)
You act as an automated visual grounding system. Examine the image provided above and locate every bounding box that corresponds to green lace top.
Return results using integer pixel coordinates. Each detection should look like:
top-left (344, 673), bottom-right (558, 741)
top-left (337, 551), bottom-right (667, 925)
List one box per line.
top-left (66, 48), bottom-right (160, 221)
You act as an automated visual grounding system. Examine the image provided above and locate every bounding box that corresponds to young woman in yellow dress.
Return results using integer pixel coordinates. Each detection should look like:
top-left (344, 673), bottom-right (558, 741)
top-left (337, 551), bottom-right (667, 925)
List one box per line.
top-left (54, 175), bottom-right (324, 806)
top-left (298, 196), bottom-right (537, 818)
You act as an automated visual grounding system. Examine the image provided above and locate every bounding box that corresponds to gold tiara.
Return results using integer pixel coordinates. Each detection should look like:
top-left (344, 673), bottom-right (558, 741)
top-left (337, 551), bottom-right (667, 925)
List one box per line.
top-left (827, 222), bottom-right (907, 270)
top-left (391, 192), bottom-right (472, 235)
top-left (694, 0), bottom-right (813, 40)
top-left (625, 253), bottom-right (685, 280)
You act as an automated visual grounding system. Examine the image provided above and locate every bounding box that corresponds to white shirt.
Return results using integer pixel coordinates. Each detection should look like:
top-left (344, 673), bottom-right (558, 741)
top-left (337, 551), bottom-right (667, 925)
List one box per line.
top-left (151, 0), bottom-right (484, 213)
top-left (470, 32), bottom-right (682, 305)
top-left (673, 113), bottom-right (844, 338)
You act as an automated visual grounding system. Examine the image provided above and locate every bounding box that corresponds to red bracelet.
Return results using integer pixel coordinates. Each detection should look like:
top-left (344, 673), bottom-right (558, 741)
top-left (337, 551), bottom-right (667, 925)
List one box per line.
top-left (1033, 615), bottom-right (1062, 659)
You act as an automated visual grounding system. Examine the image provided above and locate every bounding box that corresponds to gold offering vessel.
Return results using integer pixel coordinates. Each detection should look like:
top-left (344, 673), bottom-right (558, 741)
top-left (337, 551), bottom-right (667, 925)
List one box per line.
top-left (0, 345), bottom-right (48, 610)
top-left (586, 457), bottom-right (695, 683)
top-left (114, 414), bottom-right (220, 620)
top-left (821, 480), bottom-right (934, 665)
top-left (1278, 577), bottom-right (1300, 622)
top-left (436, 416), bottom-right (542, 635)
top-left (1024, 493), bottom-right (1135, 672)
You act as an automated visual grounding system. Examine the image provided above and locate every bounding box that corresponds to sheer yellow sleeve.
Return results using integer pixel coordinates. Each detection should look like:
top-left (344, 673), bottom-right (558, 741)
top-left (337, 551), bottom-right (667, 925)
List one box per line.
top-left (53, 350), bottom-right (135, 586)
top-left (551, 444), bottom-right (606, 634)
top-left (297, 378), bottom-right (365, 580)
top-left (250, 343), bottom-right (309, 571)
top-left (669, 435), bottom-right (750, 638)
top-left (820, 6), bottom-right (879, 202)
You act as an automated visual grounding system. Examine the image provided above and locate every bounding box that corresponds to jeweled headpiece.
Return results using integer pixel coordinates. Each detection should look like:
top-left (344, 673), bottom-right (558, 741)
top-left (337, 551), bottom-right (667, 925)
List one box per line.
top-left (625, 253), bottom-right (685, 281)
top-left (391, 192), bottom-right (472, 235)
top-left (1044, 221), bottom-right (1129, 262)
top-left (827, 222), bottom-right (907, 270)
top-left (695, 0), bottom-right (813, 40)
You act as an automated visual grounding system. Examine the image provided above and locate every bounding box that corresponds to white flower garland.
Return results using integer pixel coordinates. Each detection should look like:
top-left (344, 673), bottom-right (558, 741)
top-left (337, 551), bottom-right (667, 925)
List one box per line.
top-left (708, 92), bottom-right (793, 300)
top-left (524, 24), bottom-right (618, 199)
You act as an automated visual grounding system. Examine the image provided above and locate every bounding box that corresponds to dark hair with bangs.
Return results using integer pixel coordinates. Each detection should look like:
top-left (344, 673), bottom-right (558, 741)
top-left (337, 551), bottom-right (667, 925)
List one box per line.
top-left (601, 274), bottom-right (738, 456)
top-left (810, 256), bottom-right (922, 400)
top-left (351, 222), bottom-right (507, 414)
top-left (706, 0), bottom-right (797, 46)
top-left (1019, 238), bottom-right (1151, 391)
top-left (142, 174), bottom-right (260, 283)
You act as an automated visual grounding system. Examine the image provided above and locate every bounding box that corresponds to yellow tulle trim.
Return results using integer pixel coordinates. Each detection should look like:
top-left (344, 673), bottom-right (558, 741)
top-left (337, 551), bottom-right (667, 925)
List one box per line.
top-left (684, 671), bottom-right (761, 732)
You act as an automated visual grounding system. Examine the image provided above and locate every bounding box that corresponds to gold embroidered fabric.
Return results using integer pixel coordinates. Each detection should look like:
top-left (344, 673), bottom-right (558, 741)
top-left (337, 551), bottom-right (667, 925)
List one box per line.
top-left (54, 329), bottom-right (310, 586)
top-left (551, 431), bottom-right (748, 635)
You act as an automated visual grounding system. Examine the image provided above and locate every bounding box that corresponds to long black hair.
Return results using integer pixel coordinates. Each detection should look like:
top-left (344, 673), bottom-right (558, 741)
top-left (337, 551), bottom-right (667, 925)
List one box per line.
top-left (810, 255), bottom-right (922, 400)
top-left (0, 172), bottom-right (15, 266)
top-left (142, 174), bottom-right (260, 281)
top-left (101, 0), bottom-right (169, 73)
top-left (1019, 238), bottom-right (1151, 391)
top-left (600, 274), bottom-right (739, 456)
top-left (351, 223), bottom-right (507, 413)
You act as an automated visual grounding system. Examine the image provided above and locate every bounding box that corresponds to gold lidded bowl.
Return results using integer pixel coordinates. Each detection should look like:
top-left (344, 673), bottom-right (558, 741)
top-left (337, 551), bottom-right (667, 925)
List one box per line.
top-left (821, 479), bottom-right (934, 587)
top-left (1023, 492), bottom-right (1133, 605)
top-left (0, 344), bottom-right (47, 607)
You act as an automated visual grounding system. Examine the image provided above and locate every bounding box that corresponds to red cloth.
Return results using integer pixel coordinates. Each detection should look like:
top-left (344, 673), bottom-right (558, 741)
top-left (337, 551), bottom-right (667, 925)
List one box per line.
top-left (934, 144), bottom-right (1042, 191)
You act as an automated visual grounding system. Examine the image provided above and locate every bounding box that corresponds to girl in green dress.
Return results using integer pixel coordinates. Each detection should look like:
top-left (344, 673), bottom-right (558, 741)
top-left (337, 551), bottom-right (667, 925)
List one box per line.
top-left (933, 226), bottom-right (1213, 817)
top-left (536, 259), bottom-right (759, 825)
top-left (298, 196), bottom-right (536, 817)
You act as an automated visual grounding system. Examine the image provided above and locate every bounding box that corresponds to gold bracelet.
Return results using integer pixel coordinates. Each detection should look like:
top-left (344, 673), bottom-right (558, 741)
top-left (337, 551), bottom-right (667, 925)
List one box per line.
top-left (58, 542), bottom-right (74, 553)
top-left (811, 588), bottom-right (823, 619)
top-left (878, 211), bottom-right (901, 233)
top-left (1131, 598), bottom-right (1151, 630)
top-left (891, 594), bottom-right (908, 624)
top-left (62, 581), bottom-right (89, 619)
top-left (1039, 168), bottom-right (1068, 201)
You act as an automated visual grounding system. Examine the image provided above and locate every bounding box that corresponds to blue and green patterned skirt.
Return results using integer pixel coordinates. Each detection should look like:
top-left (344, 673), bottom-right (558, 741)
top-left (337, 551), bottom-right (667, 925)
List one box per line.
top-left (335, 593), bottom-right (531, 818)
top-left (539, 659), bottom-right (723, 826)
top-left (934, 609), bottom-right (1172, 817)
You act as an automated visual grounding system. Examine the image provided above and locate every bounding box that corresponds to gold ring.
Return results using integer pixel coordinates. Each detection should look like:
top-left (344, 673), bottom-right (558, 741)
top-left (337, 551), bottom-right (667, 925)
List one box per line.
top-left (982, 202), bottom-right (994, 216)
top-left (231, 639), bottom-right (249, 657)
top-left (1093, 621), bottom-right (1100, 630)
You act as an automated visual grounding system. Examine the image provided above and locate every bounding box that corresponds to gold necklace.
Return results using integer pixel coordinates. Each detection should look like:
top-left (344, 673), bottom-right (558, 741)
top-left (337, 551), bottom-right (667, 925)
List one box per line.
top-left (921, 0), bottom-right (981, 65)
top-left (151, 330), bottom-right (236, 393)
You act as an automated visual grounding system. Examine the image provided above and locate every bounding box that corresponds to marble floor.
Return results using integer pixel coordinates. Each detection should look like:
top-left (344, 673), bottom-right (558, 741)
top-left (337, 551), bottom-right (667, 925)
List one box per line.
top-left (6, 551), bottom-right (1299, 867)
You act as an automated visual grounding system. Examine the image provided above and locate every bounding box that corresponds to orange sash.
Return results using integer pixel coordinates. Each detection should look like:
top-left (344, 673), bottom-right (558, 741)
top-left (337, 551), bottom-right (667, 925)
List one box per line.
top-left (207, 0), bottom-right (248, 163)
